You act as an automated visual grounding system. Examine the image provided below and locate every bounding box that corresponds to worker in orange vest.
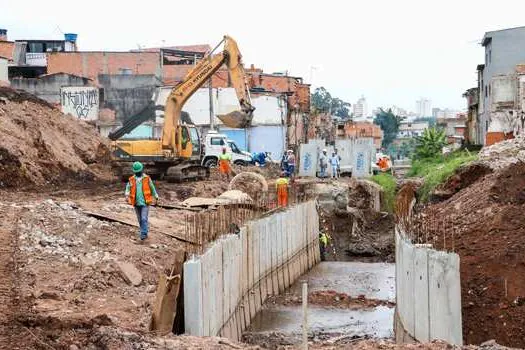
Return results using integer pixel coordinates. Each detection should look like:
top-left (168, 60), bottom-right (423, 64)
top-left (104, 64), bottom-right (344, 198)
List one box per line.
top-left (276, 172), bottom-right (289, 207)
top-left (218, 147), bottom-right (232, 181)
top-left (125, 161), bottom-right (159, 243)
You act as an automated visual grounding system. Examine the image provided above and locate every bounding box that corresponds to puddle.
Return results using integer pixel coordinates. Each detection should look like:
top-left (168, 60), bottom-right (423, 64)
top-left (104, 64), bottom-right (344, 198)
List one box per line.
top-left (289, 262), bottom-right (395, 301)
top-left (249, 305), bottom-right (394, 338)
top-left (245, 262), bottom-right (396, 345)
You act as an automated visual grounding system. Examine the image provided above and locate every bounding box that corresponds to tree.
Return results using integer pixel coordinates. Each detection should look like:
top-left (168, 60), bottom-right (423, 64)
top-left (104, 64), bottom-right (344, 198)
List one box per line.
top-left (374, 108), bottom-right (403, 148)
top-left (311, 87), bottom-right (352, 119)
top-left (413, 127), bottom-right (447, 159)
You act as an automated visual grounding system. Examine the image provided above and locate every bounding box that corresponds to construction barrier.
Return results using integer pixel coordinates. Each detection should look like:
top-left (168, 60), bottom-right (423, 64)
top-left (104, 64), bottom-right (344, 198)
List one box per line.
top-left (184, 201), bottom-right (320, 340)
top-left (395, 227), bottom-right (463, 345)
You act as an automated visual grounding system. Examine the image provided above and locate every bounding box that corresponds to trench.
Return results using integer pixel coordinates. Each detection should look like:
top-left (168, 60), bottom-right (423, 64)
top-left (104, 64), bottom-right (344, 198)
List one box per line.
top-left (240, 181), bottom-right (397, 348)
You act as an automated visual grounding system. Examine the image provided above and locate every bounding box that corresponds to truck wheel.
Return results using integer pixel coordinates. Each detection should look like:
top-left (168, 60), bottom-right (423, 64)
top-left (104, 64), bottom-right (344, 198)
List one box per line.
top-left (234, 160), bottom-right (248, 166)
top-left (203, 157), bottom-right (218, 168)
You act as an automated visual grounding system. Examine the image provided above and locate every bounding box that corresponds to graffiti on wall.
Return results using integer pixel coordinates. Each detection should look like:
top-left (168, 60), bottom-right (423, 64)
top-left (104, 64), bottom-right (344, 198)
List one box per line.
top-left (60, 87), bottom-right (99, 120)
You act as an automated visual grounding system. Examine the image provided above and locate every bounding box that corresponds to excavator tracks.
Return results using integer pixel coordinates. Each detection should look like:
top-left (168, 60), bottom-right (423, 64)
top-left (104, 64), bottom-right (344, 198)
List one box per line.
top-left (165, 164), bottom-right (210, 182)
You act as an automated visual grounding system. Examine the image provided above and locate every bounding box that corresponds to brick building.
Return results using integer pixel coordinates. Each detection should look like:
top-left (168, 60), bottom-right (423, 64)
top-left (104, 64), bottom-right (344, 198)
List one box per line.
top-left (336, 121), bottom-right (383, 149)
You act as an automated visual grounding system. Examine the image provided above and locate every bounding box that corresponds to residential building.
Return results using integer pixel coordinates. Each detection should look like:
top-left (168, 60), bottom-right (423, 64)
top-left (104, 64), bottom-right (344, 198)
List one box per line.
top-left (397, 121), bottom-right (429, 138)
top-left (437, 113), bottom-right (467, 146)
top-left (0, 55), bottom-right (7, 85)
top-left (335, 121), bottom-right (383, 149)
top-left (353, 95), bottom-right (368, 118)
top-left (479, 26), bottom-right (525, 145)
top-left (463, 87), bottom-right (480, 145)
top-left (416, 98), bottom-right (432, 117)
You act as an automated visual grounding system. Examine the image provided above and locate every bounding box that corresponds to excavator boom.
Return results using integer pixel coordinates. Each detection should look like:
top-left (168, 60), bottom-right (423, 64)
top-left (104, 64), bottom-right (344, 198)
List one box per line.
top-left (162, 35), bottom-right (255, 152)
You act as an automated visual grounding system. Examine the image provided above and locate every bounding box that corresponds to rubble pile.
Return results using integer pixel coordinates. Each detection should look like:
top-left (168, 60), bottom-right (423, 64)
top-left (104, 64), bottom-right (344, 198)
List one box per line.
top-left (0, 87), bottom-right (110, 187)
top-left (479, 134), bottom-right (525, 169)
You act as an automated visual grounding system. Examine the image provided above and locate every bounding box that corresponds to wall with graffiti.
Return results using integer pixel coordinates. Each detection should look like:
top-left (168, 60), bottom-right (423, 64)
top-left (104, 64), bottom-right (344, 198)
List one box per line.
top-left (60, 86), bottom-right (99, 120)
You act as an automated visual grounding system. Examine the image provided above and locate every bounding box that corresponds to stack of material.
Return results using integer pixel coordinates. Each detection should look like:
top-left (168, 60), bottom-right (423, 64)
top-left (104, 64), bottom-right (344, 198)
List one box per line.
top-left (0, 87), bottom-right (110, 187)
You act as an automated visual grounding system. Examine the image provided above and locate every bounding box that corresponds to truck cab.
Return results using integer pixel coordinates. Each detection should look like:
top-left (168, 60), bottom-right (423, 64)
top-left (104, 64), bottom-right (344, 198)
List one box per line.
top-left (201, 130), bottom-right (252, 167)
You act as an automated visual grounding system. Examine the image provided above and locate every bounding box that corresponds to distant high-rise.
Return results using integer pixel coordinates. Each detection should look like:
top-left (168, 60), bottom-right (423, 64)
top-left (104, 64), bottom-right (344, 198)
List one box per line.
top-left (416, 98), bottom-right (432, 117)
top-left (353, 96), bottom-right (368, 118)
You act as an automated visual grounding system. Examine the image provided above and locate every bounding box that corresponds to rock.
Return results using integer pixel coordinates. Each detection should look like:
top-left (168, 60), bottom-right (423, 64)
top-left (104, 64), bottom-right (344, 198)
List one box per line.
top-left (69, 345), bottom-right (79, 350)
top-left (116, 261), bottom-right (142, 286)
top-left (146, 284), bottom-right (156, 293)
top-left (149, 244), bottom-right (159, 249)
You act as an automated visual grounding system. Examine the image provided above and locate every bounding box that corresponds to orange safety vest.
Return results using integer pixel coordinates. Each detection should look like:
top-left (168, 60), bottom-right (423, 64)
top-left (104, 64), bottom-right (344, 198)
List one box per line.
top-left (128, 175), bottom-right (153, 206)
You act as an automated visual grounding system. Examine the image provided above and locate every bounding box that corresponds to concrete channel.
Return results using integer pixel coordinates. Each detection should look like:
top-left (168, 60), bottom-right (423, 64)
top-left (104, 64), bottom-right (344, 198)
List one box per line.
top-left (243, 261), bottom-right (396, 347)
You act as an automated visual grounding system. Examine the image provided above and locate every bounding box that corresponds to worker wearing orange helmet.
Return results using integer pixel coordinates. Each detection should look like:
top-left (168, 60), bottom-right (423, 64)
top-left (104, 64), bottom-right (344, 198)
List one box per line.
top-left (218, 147), bottom-right (232, 181)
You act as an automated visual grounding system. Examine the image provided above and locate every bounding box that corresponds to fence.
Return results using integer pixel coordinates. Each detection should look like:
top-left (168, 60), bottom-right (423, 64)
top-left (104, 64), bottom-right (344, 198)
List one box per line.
top-left (184, 200), bottom-right (320, 340)
top-left (182, 185), bottom-right (311, 254)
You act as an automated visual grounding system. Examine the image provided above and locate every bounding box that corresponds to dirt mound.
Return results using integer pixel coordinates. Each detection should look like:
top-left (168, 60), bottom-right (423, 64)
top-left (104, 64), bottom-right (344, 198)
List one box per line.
top-left (431, 162), bottom-right (492, 202)
top-left (0, 87), bottom-right (110, 187)
top-left (229, 172), bottom-right (268, 200)
top-left (420, 161), bottom-right (525, 346)
top-left (490, 162), bottom-right (525, 204)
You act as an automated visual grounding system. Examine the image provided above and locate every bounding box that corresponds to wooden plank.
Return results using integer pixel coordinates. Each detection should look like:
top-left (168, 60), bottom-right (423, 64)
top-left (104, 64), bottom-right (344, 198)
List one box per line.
top-left (83, 210), bottom-right (198, 244)
top-left (149, 248), bottom-right (185, 334)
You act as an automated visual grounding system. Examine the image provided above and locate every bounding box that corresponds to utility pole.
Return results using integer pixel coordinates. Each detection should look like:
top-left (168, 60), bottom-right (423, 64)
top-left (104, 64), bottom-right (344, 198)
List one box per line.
top-left (209, 78), bottom-right (214, 130)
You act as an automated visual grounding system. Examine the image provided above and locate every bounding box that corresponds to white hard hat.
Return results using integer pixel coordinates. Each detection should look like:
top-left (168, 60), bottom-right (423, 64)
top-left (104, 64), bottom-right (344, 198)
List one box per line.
top-left (288, 149), bottom-right (293, 153)
top-left (323, 148), bottom-right (327, 152)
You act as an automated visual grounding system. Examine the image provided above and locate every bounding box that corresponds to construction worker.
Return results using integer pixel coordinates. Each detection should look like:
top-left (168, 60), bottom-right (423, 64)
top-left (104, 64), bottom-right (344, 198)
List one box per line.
top-left (319, 231), bottom-right (331, 261)
top-left (125, 161), bottom-right (159, 243)
top-left (218, 147), bottom-right (232, 181)
top-left (286, 150), bottom-right (296, 179)
top-left (319, 149), bottom-right (328, 178)
top-left (276, 171), bottom-right (289, 207)
top-left (330, 151), bottom-right (340, 179)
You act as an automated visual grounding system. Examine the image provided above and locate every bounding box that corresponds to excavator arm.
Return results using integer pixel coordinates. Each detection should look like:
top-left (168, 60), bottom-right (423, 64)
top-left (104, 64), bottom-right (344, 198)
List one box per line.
top-left (162, 35), bottom-right (255, 153)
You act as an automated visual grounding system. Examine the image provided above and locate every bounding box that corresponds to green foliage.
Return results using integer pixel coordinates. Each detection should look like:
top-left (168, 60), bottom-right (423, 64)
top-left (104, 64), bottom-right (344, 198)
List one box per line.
top-left (311, 87), bottom-right (351, 118)
top-left (408, 151), bottom-right (478, 202)
top-left (413, 127), bottom-right (447, 159)
top-left (370, 173), bottom-right (397, 213)
top-left (374, 108), bottom-right (403, 148)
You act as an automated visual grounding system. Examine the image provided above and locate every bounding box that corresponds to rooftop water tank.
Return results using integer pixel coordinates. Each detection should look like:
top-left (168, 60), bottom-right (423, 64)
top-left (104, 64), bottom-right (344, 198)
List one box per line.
top-left (64, 33), bottom-right (78, 42)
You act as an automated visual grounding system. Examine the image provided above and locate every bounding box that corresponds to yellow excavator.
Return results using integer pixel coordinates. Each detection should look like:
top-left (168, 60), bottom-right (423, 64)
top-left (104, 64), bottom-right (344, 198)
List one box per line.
top-left (110, 35), bottom-right (255, 181)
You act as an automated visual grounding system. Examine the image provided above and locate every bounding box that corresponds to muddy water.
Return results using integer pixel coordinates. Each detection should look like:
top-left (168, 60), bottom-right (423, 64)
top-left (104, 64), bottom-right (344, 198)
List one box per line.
top-left (244, 262), bottom-right (395, 346)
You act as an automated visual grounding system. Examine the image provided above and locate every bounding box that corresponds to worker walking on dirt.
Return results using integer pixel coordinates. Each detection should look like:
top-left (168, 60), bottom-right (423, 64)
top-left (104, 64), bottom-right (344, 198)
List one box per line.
top-left (319, 149), bottom-right (328, 178)
top-left (219, 147), bottom-right (232, 181)
top-left (330, 152), bottom-right (340, 179)
top-left (125, 162), bottom-right (159, 243)
top-left (319, 231), bottom-right (331, 261)
top-left (276, 172), bottom-right (289, 207)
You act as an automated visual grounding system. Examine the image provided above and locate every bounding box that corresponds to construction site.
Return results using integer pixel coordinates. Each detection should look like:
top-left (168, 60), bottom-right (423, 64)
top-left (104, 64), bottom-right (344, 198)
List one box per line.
top-left (4, 10), bottom-right (525, 349)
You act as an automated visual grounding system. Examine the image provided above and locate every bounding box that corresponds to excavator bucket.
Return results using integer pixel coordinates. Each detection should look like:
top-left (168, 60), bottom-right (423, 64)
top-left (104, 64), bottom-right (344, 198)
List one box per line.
top-left (217, 110), bottom-right (253, 128)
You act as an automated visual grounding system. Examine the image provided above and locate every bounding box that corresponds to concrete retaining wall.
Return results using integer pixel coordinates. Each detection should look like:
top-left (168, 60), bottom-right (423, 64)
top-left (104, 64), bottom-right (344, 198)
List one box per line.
top-left (395, 228), bottom-right (463, 345)
top-left (184, 201), bottom-right (320, 340)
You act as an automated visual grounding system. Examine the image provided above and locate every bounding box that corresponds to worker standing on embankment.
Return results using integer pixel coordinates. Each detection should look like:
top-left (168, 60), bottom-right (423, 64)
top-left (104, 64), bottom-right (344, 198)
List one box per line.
top-left (125, 161), bottom-right (159, 243)
top-left (276, 171), bottom-right (289, 207)
top-left (219, 147), bottom-right (232, 181)
top-left (286, 149), bottom-right (296, 180)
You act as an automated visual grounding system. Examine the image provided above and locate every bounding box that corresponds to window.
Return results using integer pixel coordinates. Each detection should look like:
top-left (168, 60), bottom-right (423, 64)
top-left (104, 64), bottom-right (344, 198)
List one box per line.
top-left (229, 142), bottom-right (241, 153)
top-left (28, 42), bottom-right (44, 53)
top-left (489, 49), bottom-right (492, 64)
top-left (486, 121), bottom-right (489, 131)
top-left (489, 85), bottom-right (491, 97)
top-left (211, 137), bottom-right (225, 146)
top-left (485, 85), bottom-right (488, 98)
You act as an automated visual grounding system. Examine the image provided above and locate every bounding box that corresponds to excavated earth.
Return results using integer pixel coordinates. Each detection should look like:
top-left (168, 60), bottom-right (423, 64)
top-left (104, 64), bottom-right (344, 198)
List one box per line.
top-left (421, 156), bottom-right (525, 346)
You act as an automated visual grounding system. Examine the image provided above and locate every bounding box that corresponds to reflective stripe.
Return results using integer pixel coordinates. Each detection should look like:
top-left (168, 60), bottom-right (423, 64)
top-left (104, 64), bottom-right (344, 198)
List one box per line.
top-left (128, 175), bottom-right (153, 206)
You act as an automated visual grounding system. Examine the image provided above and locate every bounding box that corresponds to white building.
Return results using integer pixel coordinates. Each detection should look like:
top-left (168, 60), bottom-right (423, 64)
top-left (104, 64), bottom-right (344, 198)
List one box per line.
top-left (416, 98), bottom-right (432, 117)
top-left (353, 96), bottom-right (368, 118)
top-left (397, 121), bottom-right (429, 138)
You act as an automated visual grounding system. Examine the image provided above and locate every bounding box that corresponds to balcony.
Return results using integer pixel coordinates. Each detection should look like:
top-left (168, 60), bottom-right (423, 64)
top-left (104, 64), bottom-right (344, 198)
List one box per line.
top-left (25, 52), bottom-right (47, 66)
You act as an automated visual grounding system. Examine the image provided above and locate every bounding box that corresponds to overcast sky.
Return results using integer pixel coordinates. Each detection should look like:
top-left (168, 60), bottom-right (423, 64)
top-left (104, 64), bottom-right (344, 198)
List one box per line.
top-left (2, 0), bottom-right (525, 112)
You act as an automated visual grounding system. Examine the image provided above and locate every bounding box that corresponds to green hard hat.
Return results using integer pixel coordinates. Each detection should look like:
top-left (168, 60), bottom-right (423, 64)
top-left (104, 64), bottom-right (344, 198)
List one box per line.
top-left (132, 161), bottom-right (144, 173)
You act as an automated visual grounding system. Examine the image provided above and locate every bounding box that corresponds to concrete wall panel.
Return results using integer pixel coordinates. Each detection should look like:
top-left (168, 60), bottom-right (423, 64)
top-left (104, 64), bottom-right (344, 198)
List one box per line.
top-left (395, 230), bottom-right (462, 345)
top-left (414, 248), bottom-right (429, 341)
top-left (184, 201), bottom-right (319, 340)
